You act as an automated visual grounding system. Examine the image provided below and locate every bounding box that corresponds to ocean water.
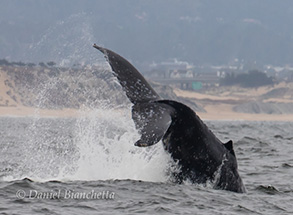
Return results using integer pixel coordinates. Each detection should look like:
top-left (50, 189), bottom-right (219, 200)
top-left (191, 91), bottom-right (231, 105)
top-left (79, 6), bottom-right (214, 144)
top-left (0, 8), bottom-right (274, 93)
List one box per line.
top-left (0, 112), bottom-right (292, 215)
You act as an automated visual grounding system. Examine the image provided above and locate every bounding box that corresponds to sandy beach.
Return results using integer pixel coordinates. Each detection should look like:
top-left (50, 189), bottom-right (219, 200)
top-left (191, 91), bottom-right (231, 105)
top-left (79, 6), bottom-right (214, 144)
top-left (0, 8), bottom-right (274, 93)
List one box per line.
top-left (0, 106), bottom-right (80, 118)
top-left (1, 66), bottom-right (292, 121)
top-left (173, 84), bottom-right (293, 121)
top-left (1, 101), bottom-right (292, 121)
top-left (198, 104), bottom-right (293, 121)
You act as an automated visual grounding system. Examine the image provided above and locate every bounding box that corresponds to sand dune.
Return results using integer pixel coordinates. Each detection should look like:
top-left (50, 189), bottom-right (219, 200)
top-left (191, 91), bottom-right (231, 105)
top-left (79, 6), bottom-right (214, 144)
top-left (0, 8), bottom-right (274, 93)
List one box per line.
top-left (0, 66), bottom-right (292, 121)
top-left (174, 83), bottom-right (293, 121)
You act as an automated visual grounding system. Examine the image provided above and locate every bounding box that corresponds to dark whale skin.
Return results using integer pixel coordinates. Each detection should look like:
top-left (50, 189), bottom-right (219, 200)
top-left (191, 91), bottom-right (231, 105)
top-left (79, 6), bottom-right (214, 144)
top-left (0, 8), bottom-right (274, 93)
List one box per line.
top-left (157, 100), bottom-right (245, 193)
top-left (93, 44), bottom-right (246, 193)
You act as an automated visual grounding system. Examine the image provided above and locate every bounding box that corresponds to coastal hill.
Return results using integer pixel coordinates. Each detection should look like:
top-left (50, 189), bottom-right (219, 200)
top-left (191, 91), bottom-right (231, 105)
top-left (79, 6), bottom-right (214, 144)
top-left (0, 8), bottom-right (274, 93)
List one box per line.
top-left (0, 65), bottom-right (129, 109)
top-left (0, 65), bottom-right (293, 120)
top-left (0, 65), bottom-right (201, 112)
top-left (175, 83), bottom-right (293, 120)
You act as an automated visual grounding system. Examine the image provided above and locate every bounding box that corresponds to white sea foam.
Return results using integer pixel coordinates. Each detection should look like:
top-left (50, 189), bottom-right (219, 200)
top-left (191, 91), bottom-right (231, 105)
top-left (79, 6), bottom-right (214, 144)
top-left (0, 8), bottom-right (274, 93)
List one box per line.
top-left (67, 108), bottom-right (172, 182)
top-left (2, 107), bottom-right (172, 183)
top-left (2, 12), bottom-right (173, 183)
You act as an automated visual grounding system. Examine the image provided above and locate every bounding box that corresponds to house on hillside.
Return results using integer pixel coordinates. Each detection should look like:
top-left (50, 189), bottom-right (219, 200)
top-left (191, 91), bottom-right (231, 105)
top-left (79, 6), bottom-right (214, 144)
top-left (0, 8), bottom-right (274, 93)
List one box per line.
top-left (147, 59), bottom-right (195, 79)
top-left (145, 61), bottom-right (220, 90)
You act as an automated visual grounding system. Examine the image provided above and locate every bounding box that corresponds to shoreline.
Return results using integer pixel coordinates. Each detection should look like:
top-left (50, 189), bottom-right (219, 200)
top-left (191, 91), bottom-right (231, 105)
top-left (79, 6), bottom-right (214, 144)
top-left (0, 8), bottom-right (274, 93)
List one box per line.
top-left (0, 106), bottom-right (80, 118)
top-left (197, 111), bottom-right (293, 121)
top-left (173, 86), bottom-right (293, 121)
top-left (1, 106), bottom-right (293, 121)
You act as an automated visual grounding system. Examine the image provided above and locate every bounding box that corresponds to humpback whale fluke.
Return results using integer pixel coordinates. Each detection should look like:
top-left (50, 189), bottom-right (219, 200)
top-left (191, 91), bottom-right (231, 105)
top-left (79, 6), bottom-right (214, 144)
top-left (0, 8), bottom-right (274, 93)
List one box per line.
top-left (93, 44), bottom-right (246, 193)
top-left (93, 44), bottom-right (160, 104)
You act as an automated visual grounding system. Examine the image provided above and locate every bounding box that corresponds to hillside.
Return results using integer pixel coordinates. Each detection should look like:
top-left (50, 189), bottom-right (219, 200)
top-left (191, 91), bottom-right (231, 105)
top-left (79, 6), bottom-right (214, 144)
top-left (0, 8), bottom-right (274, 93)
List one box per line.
top-left (175, 82), bottom-right (293, 120)
top-left (0, 65), bottom-right (293, 120)
top-left (0, 65), bottom-right (202, 116)
top-left (0, 65), bottom-right (129, 109)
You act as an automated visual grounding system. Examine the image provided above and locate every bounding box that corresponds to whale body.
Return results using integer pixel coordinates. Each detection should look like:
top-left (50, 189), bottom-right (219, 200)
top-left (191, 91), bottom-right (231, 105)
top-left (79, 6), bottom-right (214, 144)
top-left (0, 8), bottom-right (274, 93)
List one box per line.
top-left (93, 44), bottom-right (245, 193)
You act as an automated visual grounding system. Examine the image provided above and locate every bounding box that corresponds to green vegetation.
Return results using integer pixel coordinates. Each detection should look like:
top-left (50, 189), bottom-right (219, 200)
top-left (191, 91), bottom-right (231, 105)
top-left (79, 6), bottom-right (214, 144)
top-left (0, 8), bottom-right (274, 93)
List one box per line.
top-left (0, 59), bottom-right (26, 66)
top-left (0, 59), bottom-right (56, 68)
top-left (220, 70), bottom-right (274, 88)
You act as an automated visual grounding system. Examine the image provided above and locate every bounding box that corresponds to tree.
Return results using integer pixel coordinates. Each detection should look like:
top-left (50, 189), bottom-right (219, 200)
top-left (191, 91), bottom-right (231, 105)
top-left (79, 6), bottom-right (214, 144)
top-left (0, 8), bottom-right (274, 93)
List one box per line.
top-left (0, 59), bottom-right (10, 65)
top-left (39, 62), bottom-right (47, 67)
top-left (220, 70), bottom-right (274, 88)
top-left (47, 61), bottom-right (56, 67)
top-left (27, 63), bottom-right (36, 67)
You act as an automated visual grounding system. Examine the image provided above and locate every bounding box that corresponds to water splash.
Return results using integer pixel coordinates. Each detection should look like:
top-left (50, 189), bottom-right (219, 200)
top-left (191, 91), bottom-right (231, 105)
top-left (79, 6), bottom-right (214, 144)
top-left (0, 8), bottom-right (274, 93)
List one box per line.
top-left (69, 108), bottom-right (172, 182)
top-left (1, 107), bottom-right (172, 182)
top-left (1, 11), bottom-right (174, 183)
top-left (1, 75), bottom-right (173, 182)
top-left (27, 12), bottom-right (99, 66)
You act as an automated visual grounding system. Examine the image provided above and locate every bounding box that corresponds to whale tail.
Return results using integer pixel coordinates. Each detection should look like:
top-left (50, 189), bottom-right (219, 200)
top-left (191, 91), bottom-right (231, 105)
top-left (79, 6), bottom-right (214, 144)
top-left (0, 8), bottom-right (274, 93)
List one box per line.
top-left (93, 44), bottom-right (160, 104)
top-left (94, 44), bottom-right (172, 146)
top-left (132, 102), bottom-right (173, 147)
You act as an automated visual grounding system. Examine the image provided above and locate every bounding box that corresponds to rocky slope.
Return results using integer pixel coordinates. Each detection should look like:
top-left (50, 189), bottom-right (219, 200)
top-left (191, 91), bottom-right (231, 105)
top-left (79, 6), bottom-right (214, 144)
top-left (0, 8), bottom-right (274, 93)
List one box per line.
top-left (1, 65), bottom-right (292, 116)
top-left (175, 83), bottom-right (293, 115)
top-left (0, 65), bottom-right (202, 112)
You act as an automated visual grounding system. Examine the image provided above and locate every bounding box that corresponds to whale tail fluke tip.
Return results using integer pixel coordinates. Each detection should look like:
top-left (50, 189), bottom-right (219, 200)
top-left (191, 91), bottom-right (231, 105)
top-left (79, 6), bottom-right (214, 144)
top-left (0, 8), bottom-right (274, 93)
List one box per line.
top-left (93, 44), bottom-right (105, 53)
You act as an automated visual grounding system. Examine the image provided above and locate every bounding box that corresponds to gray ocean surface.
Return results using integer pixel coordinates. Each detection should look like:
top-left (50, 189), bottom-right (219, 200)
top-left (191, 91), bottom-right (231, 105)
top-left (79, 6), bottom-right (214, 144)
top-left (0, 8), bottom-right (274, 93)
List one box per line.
top-left (0, 115), bottom-right (292, 215)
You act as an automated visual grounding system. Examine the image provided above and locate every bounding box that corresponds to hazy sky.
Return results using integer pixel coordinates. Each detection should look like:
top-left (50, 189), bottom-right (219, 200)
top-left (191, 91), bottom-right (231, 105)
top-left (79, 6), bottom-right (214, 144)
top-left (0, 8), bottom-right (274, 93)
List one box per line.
top-left (1, 0), bottom-right (293, 67)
